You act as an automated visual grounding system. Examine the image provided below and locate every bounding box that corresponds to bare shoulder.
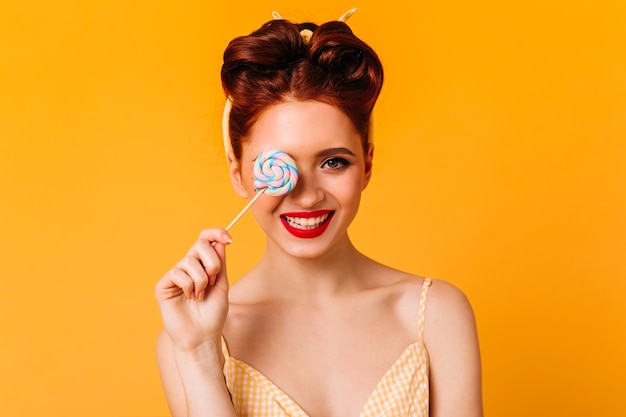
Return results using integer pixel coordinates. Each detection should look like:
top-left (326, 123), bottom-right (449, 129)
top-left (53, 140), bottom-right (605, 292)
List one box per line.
top-left (425, 279), bottom-right (477, 323)
top-left (423, 278), bottom-right (479, 353)
top-left (423, 279), bottom-right (484, 417)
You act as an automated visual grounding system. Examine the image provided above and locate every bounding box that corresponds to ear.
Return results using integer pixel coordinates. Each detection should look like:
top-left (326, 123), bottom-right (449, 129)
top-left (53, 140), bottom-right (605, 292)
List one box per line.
top-left (362, 143), bottom-right (374, 190)
top-left (227, 151), bottom-right (248, 198)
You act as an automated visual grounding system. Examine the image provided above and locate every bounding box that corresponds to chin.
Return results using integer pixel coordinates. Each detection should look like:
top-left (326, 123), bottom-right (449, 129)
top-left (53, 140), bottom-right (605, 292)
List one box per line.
top-left (276, 232), bottom-right (350, 260)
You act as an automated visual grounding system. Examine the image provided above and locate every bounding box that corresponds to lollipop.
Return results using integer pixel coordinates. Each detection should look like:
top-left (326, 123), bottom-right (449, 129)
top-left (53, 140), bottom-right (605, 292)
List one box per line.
top-left (224, 150), bottom-right (299, 231)
top-left (253, 150), bottom-right (299, 196)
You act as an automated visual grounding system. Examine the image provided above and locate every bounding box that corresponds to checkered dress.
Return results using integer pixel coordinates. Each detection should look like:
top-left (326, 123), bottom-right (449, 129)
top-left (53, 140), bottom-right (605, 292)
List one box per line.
top-left (222, 278), bottom-right (432, 417)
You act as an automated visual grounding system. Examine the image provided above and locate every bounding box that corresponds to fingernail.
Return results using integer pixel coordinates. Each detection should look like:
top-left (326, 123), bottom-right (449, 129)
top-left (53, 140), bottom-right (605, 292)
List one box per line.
top-left (222, 233), bottom-right (232, 243)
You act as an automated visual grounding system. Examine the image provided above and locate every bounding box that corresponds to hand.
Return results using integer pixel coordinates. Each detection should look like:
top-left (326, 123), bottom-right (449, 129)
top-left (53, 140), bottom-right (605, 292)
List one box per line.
top-left (155, 228), bottom-right (232, 352)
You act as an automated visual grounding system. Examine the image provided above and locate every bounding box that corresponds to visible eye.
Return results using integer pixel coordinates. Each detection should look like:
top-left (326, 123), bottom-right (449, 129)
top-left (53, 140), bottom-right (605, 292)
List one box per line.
top-left (321, 157), bottom-right (351, 170)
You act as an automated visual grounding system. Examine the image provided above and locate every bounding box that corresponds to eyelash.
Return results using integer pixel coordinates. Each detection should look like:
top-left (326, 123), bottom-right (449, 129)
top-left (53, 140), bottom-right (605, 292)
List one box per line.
top-left (321, 157), bottom-right (352, 170)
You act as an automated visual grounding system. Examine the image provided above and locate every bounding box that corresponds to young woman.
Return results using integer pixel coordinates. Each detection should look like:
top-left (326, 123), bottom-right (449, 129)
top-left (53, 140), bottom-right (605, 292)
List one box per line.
top-left (155, 10), bottom-right (483, 417)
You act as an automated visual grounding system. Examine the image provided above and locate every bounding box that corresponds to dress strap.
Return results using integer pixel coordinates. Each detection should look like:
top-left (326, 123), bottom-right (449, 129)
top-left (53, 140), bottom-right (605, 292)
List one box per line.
top-left (417, 278), bottom-right (433, 342)
top-left (220, 335), bottom-right (231, 359)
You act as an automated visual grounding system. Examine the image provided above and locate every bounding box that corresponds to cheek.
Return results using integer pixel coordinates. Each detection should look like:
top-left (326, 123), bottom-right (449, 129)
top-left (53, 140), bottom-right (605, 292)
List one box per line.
top-left (239, 166), bottom-right (257, 195)
top-left (329, 173), bottom-right (364, 204)
top-left (247, 198), bottom-right (284, 232)
top-left (249, 193), bottom-right (284, 220)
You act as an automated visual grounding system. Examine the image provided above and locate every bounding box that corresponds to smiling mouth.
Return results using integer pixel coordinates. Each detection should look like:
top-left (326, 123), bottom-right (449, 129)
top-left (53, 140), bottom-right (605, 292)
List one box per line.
top-left (280, 211), bottom-right (335, 238)
top-left (282, 213), bottom-right (332, 230)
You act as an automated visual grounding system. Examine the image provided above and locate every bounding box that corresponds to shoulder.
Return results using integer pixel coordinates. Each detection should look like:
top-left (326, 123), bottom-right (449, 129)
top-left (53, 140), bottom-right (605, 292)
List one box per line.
top-left (424, 279), bottom-right (476, 320)
top-left (423, 279), bottom-right (484, 416)
top-left (423, 279), bottom-right (478, 347)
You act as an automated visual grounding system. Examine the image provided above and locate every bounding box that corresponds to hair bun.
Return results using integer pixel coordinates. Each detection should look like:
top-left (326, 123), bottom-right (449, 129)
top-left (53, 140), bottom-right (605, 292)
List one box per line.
top-left (309, 21), bottom-right (382, 108)
top-left (221, 16), bottom-right (383, 158)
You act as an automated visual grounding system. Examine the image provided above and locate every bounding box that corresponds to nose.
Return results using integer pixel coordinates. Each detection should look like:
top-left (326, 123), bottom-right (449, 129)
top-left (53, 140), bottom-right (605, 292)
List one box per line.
top-left (287, 169), bottom-right (324, 208)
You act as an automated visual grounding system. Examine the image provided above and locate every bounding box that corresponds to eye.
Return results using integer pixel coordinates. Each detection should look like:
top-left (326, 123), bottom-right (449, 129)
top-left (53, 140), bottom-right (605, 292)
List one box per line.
top-left (321, 157), bottom-right (350, 170)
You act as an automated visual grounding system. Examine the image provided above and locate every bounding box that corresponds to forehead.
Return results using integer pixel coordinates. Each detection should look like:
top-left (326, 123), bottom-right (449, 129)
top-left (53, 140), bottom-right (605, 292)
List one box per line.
top-left (242, 100), bottom-right (361, 160)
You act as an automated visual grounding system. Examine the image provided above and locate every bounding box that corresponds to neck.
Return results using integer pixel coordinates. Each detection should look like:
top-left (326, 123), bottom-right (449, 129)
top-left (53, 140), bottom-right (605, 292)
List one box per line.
top-left (253, 235), bottom-right (371, 302)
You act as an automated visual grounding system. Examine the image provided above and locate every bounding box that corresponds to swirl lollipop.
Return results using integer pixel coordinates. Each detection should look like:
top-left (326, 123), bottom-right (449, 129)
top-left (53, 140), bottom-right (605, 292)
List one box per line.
top-left (224, 150), bottom-right (299, 231)
top-left (253, 150), bottom-right (299, 196)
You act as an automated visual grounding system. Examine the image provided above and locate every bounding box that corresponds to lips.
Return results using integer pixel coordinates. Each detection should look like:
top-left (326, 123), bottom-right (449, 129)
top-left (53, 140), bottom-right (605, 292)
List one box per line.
top-left (280, 210), bottom-right (335, 238)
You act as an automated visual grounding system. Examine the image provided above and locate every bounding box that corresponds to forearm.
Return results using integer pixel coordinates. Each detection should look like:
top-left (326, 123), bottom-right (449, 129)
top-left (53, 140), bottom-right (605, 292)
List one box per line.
top-left (173, 339), bottom-right (237, 417)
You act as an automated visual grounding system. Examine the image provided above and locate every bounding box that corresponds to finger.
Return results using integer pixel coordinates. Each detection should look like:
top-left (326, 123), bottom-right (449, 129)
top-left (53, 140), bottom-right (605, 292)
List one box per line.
top-left (211, 242), bottom-right (229, 293)
top-left (187, 240), bottom-right (222, 286)
top-left (185, 228), bottom-right (232, 290)
top-left (156, 267), bottom-right (195, 301)
top-left (197, 228), bottom-right (232, 246)
top-left (177, 255), bottom-right (210, 298)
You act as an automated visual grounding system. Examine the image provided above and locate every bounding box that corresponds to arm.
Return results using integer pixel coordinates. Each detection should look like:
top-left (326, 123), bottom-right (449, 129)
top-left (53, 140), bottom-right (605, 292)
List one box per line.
top-left (425, 280), bottom-right (483, 417)
top-left (157, 330), bottom-right (236, 417)
top-left (155, 229), bottom-right (237, 417)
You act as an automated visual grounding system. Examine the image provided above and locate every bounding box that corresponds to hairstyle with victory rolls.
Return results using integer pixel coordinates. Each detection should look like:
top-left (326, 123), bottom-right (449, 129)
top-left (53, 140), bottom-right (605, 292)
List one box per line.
top-left (221, 9), bottom-right (384, 159)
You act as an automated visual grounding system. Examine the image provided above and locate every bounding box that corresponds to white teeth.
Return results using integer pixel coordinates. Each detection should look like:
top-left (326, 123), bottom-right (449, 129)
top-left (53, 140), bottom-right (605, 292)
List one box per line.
top-left (284, 213), bottom-right (330, 230)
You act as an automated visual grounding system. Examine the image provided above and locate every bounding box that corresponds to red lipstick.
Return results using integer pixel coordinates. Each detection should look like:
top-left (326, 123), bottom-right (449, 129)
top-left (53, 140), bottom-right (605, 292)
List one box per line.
top-left (280, 210), bottom-right (335, 239)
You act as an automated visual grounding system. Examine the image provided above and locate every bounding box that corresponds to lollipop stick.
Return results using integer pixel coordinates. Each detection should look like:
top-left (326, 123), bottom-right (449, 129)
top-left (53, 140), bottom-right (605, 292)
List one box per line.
top-left (224, 188), bottom-right (266, 231)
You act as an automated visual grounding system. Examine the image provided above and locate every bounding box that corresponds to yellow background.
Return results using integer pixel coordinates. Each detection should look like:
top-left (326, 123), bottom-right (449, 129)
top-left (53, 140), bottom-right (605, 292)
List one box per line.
top-left (1, 0), bottom-right (624, 416)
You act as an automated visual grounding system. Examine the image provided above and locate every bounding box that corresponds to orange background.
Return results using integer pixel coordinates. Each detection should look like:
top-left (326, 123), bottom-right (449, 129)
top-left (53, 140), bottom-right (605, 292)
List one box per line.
top-left (1, 1), bottom-right (625, 416)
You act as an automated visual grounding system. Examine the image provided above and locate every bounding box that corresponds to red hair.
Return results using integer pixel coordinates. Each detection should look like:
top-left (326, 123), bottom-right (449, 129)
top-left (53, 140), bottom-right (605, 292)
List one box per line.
top-left (221, 19), bottom-right (384, 159)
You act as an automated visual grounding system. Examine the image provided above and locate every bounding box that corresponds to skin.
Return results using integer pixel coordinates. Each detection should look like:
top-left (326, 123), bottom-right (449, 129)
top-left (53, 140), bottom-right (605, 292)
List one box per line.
top-left (155, 100), bottom-right (483, 417)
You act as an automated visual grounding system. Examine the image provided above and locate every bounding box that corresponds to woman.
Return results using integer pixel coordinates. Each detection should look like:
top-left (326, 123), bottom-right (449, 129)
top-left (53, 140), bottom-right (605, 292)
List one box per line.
top-left (155, 10), bottom-right (483, 417)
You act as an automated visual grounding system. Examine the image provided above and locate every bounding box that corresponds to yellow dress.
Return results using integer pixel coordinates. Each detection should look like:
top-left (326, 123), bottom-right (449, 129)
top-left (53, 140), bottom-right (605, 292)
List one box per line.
top-left (221, 278), bottom-right (432, 417)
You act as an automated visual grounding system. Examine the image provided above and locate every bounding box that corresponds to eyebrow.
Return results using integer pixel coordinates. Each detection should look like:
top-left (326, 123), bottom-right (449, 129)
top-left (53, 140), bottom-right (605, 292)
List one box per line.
top-left (315, 147), bottom-right (357, 158)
